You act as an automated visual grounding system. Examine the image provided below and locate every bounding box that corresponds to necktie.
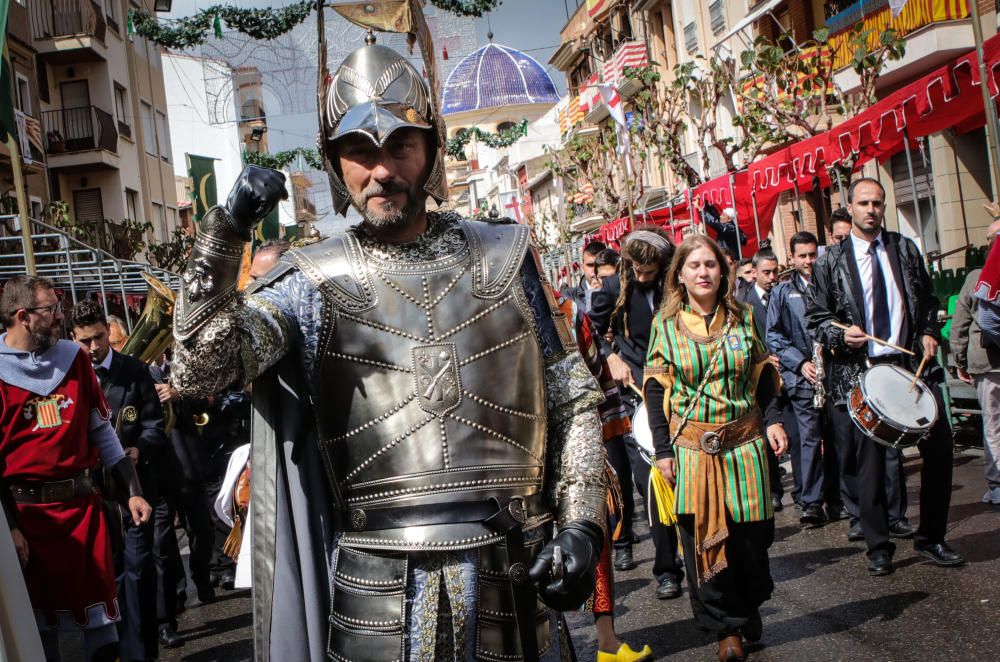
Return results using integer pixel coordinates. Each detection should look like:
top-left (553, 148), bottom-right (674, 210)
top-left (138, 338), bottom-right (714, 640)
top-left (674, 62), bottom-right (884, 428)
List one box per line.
top-left (762, 291), bottom-right (769, 307)
top-left (95, 366), bottom-right (108, 383)
top-left (868, 241), bottom-right (891, 342)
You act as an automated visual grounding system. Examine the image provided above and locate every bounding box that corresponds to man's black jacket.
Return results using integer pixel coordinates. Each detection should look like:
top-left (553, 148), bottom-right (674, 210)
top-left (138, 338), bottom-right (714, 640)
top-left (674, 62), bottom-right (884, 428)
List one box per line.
top-left (588, 276), bottom-right (662, 385)
top-left (100, 351), bottom-right (168, 502)
top-left (804, 230), bottom-right (942, 405)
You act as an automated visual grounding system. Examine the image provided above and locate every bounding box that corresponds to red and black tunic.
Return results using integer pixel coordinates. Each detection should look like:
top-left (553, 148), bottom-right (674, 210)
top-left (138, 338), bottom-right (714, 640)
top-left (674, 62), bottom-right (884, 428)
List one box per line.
top-left (0, 349), bottom-right (118, 629)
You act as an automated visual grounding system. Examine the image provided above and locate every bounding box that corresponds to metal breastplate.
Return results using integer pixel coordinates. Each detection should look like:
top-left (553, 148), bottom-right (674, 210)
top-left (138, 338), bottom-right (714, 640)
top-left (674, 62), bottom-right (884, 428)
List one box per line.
top-left (291, 221), bottom-right (548, 550)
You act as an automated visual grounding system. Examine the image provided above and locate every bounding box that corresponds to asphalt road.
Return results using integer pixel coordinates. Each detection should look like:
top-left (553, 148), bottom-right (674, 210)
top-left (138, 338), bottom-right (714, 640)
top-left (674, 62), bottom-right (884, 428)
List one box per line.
top-left (163, 446), bottom-right (1000, 661)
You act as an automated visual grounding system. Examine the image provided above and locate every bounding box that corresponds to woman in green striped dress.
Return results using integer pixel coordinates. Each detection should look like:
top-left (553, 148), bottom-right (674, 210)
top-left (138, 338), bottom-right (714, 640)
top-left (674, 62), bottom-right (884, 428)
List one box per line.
top-left (643, 235), bottom-right (788, 662)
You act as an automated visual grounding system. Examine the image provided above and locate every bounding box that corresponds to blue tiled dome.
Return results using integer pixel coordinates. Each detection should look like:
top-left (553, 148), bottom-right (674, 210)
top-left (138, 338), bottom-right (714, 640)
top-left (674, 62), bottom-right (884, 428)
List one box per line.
top-left (442, 43), bottom-right (560, 116)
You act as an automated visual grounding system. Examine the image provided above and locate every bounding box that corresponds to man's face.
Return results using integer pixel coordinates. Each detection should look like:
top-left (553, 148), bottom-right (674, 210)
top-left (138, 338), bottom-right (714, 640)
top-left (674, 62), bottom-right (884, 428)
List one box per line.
top-left (73, 321), bottom-right (112, 365)
top-left (582, 251), bottom-right (599, 285)
top-left (755, 259), bottom-right (779, 292)
top-left (250, 251), bottom-right (280, 281)
top-left (108, 321), bottom-right (127, 351)
top-left (848, 182), bottom-right (885, 236)
top-left (632, 262), bottom-right (661, 285)
top-left (20, 287), bottom-right (63, 351)
top-left (792, 242), bottom-right (818, 279)
top-left (737, 263), bottom-right (755, 283)
top-left (831, 221), bottom-right (852, 243)
top-left (337, 127), bottom-right (429, 230)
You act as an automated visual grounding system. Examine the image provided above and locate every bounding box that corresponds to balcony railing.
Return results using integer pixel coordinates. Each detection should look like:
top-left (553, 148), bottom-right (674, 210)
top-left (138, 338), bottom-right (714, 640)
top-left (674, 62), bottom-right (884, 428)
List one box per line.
top-left (28, 0), bottom-right (107, 43)
top-left (41, 105), bottom-right (118, 155)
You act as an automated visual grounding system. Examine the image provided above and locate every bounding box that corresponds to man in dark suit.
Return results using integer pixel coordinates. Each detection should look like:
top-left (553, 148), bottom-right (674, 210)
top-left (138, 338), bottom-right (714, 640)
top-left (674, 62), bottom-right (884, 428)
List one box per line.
top-left (71, 301), bottom-right (169, 661)
top-left (806, 177), bottom-right (964, 576)
top-left (737, 250), bottom-right (785, 511)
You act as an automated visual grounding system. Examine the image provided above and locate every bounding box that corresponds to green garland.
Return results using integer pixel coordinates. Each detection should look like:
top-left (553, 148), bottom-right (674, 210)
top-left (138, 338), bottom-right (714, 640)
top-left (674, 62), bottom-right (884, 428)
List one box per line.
top-left (446, 119), bottom-right (528, 159)
top-left (130, 1), bottom-right (503, 49)
top-left (243, 147), bottom-right (323, 171)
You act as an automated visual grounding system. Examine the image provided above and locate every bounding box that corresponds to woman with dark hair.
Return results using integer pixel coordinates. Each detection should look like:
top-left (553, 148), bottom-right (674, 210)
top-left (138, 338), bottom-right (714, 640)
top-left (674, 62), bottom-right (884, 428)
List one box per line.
top-left (589, 227), bottom-right (684, 599)
top-left (643, 235), bottom-right (788, 662)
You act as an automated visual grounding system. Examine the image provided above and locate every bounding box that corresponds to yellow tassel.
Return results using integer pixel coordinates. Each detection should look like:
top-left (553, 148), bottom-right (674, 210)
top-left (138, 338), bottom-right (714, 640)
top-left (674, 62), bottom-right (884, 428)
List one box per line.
top-left (649, 464), bottom-right (677, 526)
top-left (222, 518), bottom-right (243, 561)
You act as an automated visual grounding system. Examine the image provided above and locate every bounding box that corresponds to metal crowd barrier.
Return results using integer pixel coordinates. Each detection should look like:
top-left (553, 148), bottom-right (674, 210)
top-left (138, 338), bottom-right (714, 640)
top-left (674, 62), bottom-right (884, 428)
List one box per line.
top-left (0, 214), bottom-right (181, 333)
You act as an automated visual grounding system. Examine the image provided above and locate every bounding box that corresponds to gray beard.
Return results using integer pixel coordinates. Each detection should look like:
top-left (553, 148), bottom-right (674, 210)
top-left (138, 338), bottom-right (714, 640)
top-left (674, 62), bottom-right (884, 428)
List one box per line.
top-left (32, 329), bottom-right (55, 352)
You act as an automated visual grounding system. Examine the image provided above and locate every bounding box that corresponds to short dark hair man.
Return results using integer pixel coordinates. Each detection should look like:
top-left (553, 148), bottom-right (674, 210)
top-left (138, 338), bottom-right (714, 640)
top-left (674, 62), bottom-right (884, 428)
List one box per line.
top-left (766, 231), bottom-right (843, 526)
top-left (806, 177), bottom-right (964, 575)
top-left (566, 241), bottom-right (607, 313)
top-left (830, 207), bottom-right (852, 244)
top-left (1, 276), bottom-right (150, 662)
top-left (71, 300), bottom-right (170, 658)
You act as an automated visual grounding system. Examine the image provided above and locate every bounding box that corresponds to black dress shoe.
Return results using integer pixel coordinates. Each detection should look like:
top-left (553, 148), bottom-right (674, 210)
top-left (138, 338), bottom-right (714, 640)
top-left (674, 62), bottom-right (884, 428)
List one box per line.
top-left (800, 503), bottom-right (828, 526)
top-left (656, 577), bottom-right (682, 600)
top-left (771, 495), bottom-right (784, 512)
top-left (867, 550), bottom-right (894, 576)
top-left (888, 521), bottom-right (916, 539)
top-left (159, 624), bottom-right (184, 649)
top-left (740, 608), bottom-right (762, 643)
top-left (847, 521), bottom-right (864, 542)
top-left (219, 568), bottom-right (236, 591)
top-left (916, 542), bottom-right (966, 567)
top-left (826, 504), bottom-right (849, 521)
top-left (197, 584), bottom-right (216, 603)
top-left (613, 545), bottom-right (637, 571)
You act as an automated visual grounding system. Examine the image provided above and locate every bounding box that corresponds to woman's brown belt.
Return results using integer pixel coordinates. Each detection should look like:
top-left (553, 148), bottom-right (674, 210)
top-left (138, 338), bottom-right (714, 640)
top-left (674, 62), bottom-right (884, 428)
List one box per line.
top-left (669, 409), bottom-right (764, 584)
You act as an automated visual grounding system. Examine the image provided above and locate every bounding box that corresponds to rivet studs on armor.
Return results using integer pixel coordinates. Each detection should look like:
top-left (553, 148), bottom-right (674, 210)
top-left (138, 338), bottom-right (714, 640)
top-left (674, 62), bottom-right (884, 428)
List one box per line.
top-left (508, 562), bottom-right (528, 585)
top-left (350, 508), bottom-right (367, 531)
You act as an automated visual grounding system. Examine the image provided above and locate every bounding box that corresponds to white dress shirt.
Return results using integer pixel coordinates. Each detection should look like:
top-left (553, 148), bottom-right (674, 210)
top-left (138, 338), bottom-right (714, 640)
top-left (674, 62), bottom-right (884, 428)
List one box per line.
top-left (754, 284), bottom-right (770, 307)
top-left (97, 347), bottom-right (115, 372)
top-left (850, 231), bottom-right (905, 357)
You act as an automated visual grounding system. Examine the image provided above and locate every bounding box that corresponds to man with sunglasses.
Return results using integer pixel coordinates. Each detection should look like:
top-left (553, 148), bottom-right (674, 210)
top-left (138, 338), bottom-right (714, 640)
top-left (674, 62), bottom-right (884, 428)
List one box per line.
top-left (0, 276), bottom-right (151, 662)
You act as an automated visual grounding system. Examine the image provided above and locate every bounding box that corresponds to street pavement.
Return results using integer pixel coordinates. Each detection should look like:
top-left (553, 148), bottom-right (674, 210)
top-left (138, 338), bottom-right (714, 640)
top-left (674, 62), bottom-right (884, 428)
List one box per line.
top-left (163, 446), bottom-right (999, 661)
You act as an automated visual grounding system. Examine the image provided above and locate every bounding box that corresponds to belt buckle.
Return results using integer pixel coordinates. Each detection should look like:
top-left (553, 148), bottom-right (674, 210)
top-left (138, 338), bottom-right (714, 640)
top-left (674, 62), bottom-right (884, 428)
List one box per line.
top-left (700, 432), bottom-right (722, 455)
top-left (507, 496), bottom-right (527, 525)
top-left (42, 478), bottom-right (74, 502)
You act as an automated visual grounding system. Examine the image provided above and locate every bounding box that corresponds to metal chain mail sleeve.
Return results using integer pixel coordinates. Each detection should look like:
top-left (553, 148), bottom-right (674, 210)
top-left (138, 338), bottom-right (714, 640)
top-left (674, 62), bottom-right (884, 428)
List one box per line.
top-left (546, 407), bottom-right (608, 533)
top-left (542, 351), bottom-right (607, 532)
top-left (173, 268), bottom-right (321, 398)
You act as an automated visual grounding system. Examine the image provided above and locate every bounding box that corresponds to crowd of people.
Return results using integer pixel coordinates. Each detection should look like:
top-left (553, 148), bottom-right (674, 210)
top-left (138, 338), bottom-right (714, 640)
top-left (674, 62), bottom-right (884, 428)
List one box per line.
top-left (0, 241), bottom-right (291, 660)
top-left (554, 176), bottom-right (999, 660)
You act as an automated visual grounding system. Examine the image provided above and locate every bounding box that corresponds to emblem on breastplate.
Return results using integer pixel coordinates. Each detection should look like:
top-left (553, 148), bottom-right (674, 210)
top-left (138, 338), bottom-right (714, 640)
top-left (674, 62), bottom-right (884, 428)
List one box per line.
top-left (412, 343), bottom-right (461, 415)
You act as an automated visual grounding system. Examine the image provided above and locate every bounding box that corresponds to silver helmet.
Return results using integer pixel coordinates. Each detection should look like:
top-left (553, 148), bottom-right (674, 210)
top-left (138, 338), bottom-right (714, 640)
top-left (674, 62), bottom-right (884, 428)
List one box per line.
top-left (320, 43), bottom-right (448, 216)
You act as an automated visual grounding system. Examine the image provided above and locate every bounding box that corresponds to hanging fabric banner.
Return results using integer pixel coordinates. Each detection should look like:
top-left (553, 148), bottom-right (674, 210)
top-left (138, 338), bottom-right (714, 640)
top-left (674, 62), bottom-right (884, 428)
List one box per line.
top-left (187, 154), bottom-right (219, 225)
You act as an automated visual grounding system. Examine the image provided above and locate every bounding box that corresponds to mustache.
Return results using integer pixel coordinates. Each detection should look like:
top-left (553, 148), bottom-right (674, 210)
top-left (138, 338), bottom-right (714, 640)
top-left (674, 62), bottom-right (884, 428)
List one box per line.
top-left (362, 180), bottom-right (408, 203)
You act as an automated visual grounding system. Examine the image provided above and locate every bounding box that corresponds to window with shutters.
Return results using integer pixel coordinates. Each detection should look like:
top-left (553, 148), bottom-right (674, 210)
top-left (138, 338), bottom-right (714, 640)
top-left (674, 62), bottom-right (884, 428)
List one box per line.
top-left (115, 84), bottom-right (131, 139)
top-left (125, 189), bottom-right (139, 222)
top-left (140, 101), bottom-right (157, 155)
top-left (684, 22), bottom-right (699, 55)
top-left (73, 189), bottom-right (105, 225)
top-left (15, 74), bottom-right (31, 114)
top-left (709, 1), bottom-right (726, 34)
top-left (153, 202), bottom-right (167, 240)
top-left (155, 110), bottom-right (170, 161)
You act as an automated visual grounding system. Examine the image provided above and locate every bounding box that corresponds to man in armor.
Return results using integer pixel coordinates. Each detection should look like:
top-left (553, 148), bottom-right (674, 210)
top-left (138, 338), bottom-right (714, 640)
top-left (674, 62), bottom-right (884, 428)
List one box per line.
top-left (171, 40), bottom-right (607, 661)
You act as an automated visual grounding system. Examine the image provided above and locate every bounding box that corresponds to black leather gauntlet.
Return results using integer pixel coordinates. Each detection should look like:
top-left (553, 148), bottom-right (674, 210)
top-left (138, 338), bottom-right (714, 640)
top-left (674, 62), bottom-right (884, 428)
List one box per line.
top-left (174, 166), bottom-right (286, 341)
top-left (109, 456), bottom-right (144, 499)
top-left (528, 520), bottom-right (603, 611)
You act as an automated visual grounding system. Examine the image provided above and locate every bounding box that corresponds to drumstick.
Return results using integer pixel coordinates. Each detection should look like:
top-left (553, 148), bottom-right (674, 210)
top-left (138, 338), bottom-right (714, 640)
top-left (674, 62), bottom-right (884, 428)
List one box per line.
top-left (909, 353), bottom-right (930, 394)
top-left (830, 322), bottom-right (916, 356)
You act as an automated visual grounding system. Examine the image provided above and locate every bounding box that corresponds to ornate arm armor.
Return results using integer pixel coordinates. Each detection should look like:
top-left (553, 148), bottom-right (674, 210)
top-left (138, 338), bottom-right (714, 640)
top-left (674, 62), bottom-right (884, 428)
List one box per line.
top-left (172, 206), bottom-right (297, 398)
top-left (544, 352), bottom-right (608, 534)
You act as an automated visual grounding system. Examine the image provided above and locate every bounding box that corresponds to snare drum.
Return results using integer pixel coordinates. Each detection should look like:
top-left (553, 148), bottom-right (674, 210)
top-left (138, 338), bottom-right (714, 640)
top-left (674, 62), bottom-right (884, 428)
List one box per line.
top-left (848, 364), bottom-right (938, 450)
top-left (631, 403), bottom-right (655, 465)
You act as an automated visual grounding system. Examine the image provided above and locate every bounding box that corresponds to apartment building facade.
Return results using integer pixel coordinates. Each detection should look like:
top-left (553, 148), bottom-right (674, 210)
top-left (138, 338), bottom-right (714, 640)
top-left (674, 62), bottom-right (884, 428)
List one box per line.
top-left (1, 0), bottom-right (179, 255)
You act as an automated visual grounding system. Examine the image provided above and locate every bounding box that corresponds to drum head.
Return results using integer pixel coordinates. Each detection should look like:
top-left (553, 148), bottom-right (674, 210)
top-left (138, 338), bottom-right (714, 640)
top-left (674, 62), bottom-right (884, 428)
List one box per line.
top-left (861, 364), bottom-right (938, 430)
top-left (631, 404), bottom-right (655, 463)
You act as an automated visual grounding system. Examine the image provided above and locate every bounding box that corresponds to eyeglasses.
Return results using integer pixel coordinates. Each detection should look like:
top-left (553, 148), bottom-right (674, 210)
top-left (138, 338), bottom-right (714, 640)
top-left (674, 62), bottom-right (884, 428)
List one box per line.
top-left (24, 301), bottom-right (63, 316)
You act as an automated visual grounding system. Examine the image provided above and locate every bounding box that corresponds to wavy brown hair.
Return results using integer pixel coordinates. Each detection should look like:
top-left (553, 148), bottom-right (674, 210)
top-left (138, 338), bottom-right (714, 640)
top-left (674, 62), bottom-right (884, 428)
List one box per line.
top-left (611, 226), bottom-right (675, 337)
top-left (660, 234), bottom-right (745, 324)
